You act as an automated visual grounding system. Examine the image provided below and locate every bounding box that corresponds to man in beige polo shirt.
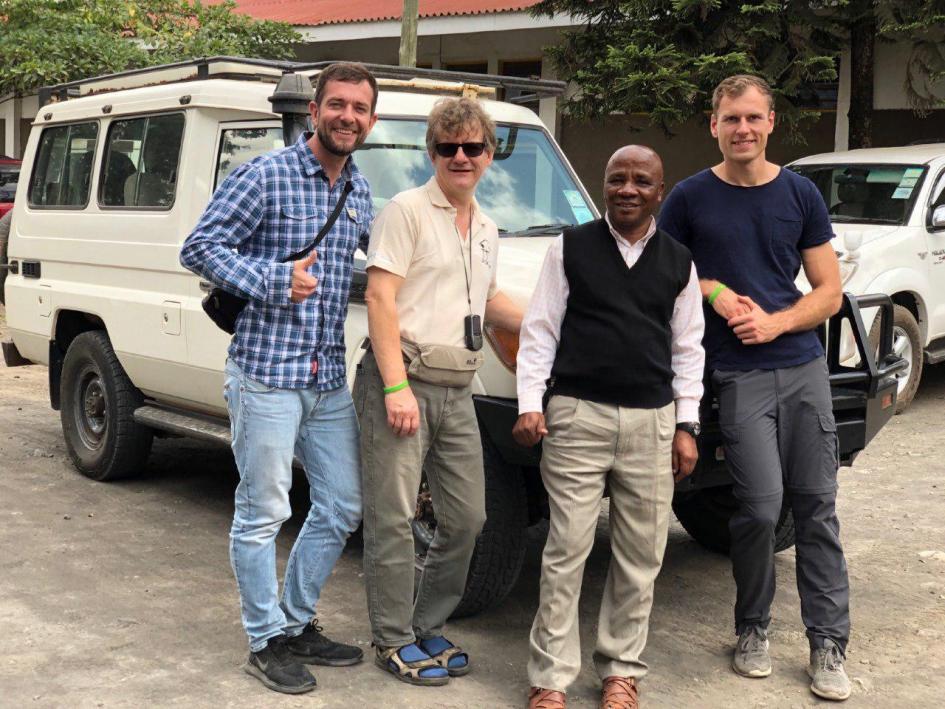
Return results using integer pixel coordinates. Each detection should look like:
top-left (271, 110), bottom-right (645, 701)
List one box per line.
top-left (355, 97), bottom-right (522, 686)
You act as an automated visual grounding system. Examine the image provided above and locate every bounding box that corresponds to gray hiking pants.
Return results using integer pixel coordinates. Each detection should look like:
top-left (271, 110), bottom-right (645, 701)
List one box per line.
top-left (712, 357), bottom-right (850, 652)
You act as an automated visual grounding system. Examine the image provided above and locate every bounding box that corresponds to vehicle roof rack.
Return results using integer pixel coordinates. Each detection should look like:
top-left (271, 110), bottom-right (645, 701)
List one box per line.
top-left (38, 56), bottom-right (566, 107)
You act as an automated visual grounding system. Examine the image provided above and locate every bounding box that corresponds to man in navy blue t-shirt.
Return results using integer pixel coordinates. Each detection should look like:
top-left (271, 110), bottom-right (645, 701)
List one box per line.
top-left (658, 75), bottom-right (852, 702)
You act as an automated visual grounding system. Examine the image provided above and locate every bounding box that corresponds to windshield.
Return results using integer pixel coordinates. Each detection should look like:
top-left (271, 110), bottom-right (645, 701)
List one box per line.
top-left (216, 118), bottom-right (596, 234)
top-left (358, 119), bottom-right (595, 233)
top-left (790, 163), bottom-right (927, 226)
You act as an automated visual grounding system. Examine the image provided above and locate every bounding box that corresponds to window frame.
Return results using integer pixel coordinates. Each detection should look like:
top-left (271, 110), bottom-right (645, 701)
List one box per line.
top-left (97, 110), bottom-right (187, 212)
top-left (27, 120), bottom-right (100, 210)
top-left (213, 120), bottom-right (284, 193)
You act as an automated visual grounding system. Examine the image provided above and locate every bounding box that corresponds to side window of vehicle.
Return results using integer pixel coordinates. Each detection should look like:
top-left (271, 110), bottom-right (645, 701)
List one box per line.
top-left (101, 113), bottom-right (185, 209)
top-left (28, 122), bottom-right (98, 208)
top-left (215, 127), bottom-right (283, 190)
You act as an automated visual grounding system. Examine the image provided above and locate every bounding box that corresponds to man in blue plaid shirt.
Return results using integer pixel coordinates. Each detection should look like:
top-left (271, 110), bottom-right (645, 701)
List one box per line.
top-left (180, 62), bottom-right (378, 695)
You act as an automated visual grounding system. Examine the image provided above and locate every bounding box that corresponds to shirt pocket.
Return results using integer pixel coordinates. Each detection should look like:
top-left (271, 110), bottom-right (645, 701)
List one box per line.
top-left (769, 215), bottom-right (803, 272)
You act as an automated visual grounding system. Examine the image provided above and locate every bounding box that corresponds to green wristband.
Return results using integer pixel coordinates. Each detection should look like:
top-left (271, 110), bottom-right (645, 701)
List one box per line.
top-left (708, 282), bottom-right (727, 306)
top-left (383, 380), bottom-right (409, 395)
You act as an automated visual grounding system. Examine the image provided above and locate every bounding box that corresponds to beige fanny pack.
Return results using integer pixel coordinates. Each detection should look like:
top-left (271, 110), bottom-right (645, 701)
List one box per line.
top-left (401, 339), bottom-right (484, 388)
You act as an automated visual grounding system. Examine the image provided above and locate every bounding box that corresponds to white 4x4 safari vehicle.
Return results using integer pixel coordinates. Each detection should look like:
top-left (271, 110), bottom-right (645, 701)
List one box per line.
top-left (790, 144), bottom-right (945, 412)
top-left (0, 57), bottom-right (598, 615)
top-left (1, 58), bottom-right (903, 616)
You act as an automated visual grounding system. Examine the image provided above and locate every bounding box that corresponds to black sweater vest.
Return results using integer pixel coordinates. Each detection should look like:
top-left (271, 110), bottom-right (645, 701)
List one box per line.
top-left (550, 219), bottom-right (692, 408)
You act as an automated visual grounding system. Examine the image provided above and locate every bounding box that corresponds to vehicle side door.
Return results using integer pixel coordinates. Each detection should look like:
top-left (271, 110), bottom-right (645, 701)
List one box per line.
top-left (181, 122), bottom-right (283, 414)
top-left (924, 162), bottom-right (945, 339)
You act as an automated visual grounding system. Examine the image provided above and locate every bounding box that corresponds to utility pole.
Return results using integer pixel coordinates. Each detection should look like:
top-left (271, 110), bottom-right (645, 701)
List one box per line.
top-left (399, 0), bottom-right (418, 68)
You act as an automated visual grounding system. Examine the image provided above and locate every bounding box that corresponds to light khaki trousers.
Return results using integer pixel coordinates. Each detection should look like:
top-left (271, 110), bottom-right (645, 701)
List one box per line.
top-left (354, 352), bottom-right (487, 647)
top-left (527, 396), bottom-right (675, 692)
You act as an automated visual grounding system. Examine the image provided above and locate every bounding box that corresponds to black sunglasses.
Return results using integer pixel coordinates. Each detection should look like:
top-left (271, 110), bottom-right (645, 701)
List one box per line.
top-left (434, 142), bottom-right (487, 158)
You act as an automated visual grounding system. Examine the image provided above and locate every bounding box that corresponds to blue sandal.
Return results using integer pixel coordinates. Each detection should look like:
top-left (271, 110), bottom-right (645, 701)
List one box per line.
top-left (374, 643), bottom-right (449, 686)
top-left (418, 636), bottom-right (470, 677)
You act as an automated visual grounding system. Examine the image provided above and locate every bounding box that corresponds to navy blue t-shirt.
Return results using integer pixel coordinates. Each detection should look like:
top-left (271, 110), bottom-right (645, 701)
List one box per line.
top-left (657, 168), bottom-right (834, 371)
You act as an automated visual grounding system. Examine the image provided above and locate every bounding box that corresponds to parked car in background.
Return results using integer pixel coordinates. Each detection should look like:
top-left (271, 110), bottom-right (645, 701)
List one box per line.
top-left (0, 156), bottom-right (20, 218)
top-left (790, 143), bottom-right (945, 412)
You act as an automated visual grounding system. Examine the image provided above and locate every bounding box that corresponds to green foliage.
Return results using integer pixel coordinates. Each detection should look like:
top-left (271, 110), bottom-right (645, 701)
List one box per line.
top-left (0, 0), bottom-right (301, 95)
top-left (532, 0), bottom-right (841, 142)
top-left (534, 0), bottom-right (945, 140)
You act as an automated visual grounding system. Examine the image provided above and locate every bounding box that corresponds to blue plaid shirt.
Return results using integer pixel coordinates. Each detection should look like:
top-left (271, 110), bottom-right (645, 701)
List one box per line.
top-left (180, 133), bottom-right (373, 390)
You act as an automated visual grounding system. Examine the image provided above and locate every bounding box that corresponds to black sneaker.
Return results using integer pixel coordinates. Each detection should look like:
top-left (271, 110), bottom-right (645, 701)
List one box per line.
top-left (244, 635), bottom-right (317, 694)
top-left (285, 619), bottom-right (364, 666)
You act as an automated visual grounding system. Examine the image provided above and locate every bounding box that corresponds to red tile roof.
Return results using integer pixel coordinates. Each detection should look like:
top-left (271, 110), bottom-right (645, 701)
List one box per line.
top-left (222, 0), bottom-right (541, 25)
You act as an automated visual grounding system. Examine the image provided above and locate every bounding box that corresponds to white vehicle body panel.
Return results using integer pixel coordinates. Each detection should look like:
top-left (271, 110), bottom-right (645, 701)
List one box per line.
top-left (6, 71), bottom-right (590, 418)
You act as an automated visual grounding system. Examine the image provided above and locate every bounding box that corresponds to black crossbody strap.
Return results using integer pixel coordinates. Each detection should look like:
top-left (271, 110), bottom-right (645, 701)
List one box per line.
top-left (284, 180), bottom-right (355, 263)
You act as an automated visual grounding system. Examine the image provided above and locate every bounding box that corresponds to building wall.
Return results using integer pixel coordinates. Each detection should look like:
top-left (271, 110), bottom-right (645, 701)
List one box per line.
top-left (291, 28), bottom-right (559, 71)
top-left (561, 112), bottom-right (838, 209)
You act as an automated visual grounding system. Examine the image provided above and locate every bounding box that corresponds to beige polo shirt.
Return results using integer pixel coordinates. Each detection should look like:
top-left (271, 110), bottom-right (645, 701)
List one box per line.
top-left (366, 177), bottom-right (499, 348)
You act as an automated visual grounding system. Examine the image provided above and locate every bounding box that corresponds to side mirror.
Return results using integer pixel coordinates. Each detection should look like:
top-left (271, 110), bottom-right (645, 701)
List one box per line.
top-left (843, 230), bottom-right (863, 255)
top-left (932, 205), bottom-right (945, 228)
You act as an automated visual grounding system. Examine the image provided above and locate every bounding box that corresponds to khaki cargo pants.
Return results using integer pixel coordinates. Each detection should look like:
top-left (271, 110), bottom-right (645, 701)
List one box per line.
top-left (354, 352), bottom-right (487, 647)
top-left (528, 395), bottom-right (675, 692)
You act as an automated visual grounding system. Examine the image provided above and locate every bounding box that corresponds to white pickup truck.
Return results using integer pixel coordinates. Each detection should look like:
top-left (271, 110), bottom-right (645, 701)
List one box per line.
top-left (790, 144), bottom-right (945, 412)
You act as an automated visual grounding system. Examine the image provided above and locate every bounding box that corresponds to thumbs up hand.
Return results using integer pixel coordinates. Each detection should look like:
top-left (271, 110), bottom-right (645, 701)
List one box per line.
top-left (290, 250), bottom-right (319, 303)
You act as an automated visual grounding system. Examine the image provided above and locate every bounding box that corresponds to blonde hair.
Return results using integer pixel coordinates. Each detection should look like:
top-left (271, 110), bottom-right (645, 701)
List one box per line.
top-left (425, 97), bottom-right (497, 155)
top-left (712, 75), bottom-right (774, 114)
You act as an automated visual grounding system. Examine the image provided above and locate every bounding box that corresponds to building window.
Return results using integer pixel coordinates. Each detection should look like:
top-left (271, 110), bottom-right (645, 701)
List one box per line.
top-left (444, 62), bottom-right (489, 75)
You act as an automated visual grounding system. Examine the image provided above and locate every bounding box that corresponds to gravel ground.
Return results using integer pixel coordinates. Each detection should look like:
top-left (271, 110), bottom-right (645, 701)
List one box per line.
top-left (1, 303), bottom-right (943, 708)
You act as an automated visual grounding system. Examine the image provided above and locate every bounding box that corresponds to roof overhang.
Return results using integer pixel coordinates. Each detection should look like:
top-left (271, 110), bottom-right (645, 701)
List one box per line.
top-left (296, 11), bottom-right (579, 42)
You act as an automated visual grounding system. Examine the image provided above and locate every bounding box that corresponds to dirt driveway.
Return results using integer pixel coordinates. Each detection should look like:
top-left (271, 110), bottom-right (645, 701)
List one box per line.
top-left (1, 305), bottom-right (943, 708)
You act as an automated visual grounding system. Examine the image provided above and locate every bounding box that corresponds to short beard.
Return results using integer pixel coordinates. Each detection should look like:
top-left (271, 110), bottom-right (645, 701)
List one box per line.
top-left (316, 123), bottom-right (362, 157)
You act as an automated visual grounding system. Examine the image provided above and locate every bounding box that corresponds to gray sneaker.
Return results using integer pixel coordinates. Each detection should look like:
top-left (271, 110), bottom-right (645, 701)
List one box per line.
top-left (807, 639), bottom-right (851, 701)
top-left (732, 625), bottom-right (772, 678)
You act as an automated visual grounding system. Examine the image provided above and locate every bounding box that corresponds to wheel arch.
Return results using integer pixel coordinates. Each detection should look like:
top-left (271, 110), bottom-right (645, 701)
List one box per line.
top-left (49, 309), bottom-right (107, 410)
top-left (862, 269), bottom-right (929, 344)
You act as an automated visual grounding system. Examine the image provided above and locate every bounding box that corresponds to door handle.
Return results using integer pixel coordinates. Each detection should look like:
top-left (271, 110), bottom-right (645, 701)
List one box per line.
top-left (199, 280), bottom-right (213, 293)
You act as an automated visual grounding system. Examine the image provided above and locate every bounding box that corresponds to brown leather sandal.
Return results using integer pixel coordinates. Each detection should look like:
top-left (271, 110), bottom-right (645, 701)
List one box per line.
top-left (600, 676), bottom-right (638, 709)
top-left (529, 686), bottom-right (567, 709)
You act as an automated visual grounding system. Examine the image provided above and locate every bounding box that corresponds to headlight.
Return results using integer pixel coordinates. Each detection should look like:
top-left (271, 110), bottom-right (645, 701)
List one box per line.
top-left (485, 325), bottom-right (519, 372)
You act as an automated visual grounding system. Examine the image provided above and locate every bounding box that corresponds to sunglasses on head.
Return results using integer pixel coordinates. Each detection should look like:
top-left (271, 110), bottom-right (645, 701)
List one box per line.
top-left (434, 142), bottom-right (487, 158)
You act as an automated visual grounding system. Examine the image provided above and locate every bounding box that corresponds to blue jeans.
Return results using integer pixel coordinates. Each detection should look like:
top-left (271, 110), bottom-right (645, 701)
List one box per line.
top-left (224, 360), bottom-right (362, 652)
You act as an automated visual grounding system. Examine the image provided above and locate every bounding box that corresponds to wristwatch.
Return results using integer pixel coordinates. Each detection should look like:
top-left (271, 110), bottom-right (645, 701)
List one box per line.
top-left (675, 421), bottom-right (701, 439)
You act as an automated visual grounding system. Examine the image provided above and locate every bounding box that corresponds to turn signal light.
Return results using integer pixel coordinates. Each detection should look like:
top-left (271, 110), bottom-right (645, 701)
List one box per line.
top-left (485, 325), bottom-right (519, 372)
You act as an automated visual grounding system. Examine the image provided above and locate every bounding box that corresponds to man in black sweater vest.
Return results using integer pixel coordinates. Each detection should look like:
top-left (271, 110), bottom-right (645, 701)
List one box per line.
top-left (514, 146), bottom-right (705, 709)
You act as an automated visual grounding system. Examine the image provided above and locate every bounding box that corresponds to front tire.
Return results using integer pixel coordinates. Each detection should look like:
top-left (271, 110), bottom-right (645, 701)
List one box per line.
top-left (672, 486), bottom-right (796, 554)
top-left (869, 303), bottom-right (922, 414)
top-left (413, 433), bottom-right (528, 618)
top-left (60, 331), bottom-right (153, 481)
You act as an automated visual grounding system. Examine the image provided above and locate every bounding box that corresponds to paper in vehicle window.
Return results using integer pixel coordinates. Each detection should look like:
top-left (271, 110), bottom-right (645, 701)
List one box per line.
top-left (903, 168), bottom-right (924, 179)
top-left (564, 190), bottom-right (586, 208)
top-left (892, 186), bottom-right (913, 200)
top-left (563, 190), bottom-right (595, 224)
top-left (571, 206), bottom-right (595, 224)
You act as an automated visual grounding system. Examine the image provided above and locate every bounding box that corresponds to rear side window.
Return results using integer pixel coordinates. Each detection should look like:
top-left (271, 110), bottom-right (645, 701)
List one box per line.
top-left (101, 113), bottom-right (185, 209)
top-left (28, 122), bottom-right (99, 208)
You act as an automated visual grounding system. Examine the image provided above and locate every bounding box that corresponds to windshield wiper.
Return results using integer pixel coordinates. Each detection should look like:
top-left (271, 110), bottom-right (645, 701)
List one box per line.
top-left (508, 222), bottom-right (571, 237)
top-left (830, 215), bottom-right (901, 225)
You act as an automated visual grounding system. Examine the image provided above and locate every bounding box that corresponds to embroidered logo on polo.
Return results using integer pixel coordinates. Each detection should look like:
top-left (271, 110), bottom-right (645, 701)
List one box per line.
top-left (478, 239), bottom-right (492, 267)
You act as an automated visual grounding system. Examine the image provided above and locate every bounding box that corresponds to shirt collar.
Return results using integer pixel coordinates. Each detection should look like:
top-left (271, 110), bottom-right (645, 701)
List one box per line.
top-left (605, 212), bottom-right (656, 248)
top-left (295, 132), bottom-right (359, 182)
top-left (424, 176), bottom-right (487, 227)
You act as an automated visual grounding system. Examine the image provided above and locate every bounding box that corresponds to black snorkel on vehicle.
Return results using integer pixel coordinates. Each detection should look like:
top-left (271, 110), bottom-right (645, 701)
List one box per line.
top-left (268, 72), bottom-right (313, 146)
